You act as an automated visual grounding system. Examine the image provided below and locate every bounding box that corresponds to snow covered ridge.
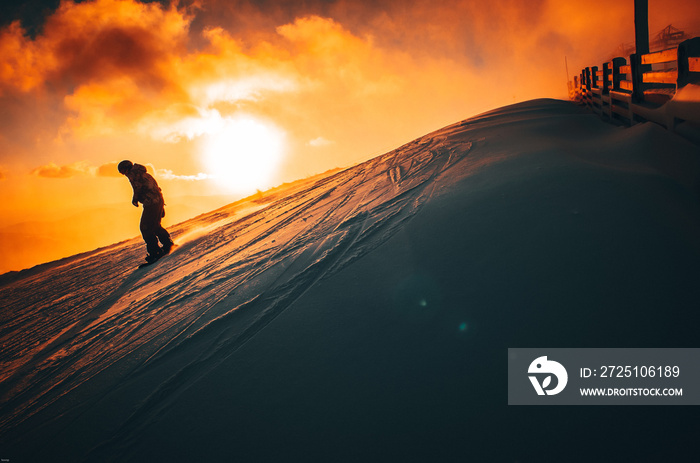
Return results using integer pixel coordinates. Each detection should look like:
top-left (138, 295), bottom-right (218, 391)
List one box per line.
top-left (2, 99), bottom-right (700, 462)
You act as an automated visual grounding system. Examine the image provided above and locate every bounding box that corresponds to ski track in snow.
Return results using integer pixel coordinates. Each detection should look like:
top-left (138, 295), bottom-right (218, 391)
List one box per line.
top-left (0, 119), bottom-right (479, 446)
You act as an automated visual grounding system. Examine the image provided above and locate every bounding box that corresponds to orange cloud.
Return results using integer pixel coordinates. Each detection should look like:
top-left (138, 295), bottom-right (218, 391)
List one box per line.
top-left (0, 0), bottom-right (193, 139)
top-left (30, 161), bottom-right (93, 178)
top-left (276, 15), bottom-right (402, 96)
top-left (0, 1), bottom-right (183, 92)
top-left (7, 0), bottom-right (695, 147)
top-left (4, 1), bottom-right (700, 179)
top-left (0, 21), bottom-right (55, 94)
top-left (30, 160), bottom-right (157, 178)
top-left (96, 161), bottom-right (123, 177)
top-left (61, 78), bottom-right (146, 137)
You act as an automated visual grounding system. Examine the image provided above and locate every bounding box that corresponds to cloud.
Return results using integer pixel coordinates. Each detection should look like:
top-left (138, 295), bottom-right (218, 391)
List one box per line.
top-left (308, 137), bottom-right (334, 147)
top-left (189, 73), bottom-right (298, 106)
top-left (133, 14), bottom-right (390, 145)
top-left (31, 160), bottom-right (162, 179)
top-left (0, 0), bottom-right (191, 93)
top-left (4, 0), bottom-right (700, 176)
top-left (96, 161), bottom-right (156, 177)
top-left (0, 0), bottom-right (194, 139)
top-left (139, 104), bottom-right (225, 142)
top-left (60, 78), bottom-right (146, 138)
top-left (0, 1), bottom-right (589, 144)
top-left (96, 161), bottom-right (123, 177)
top-left (0, 21), bottom-right (51, 93)
top-left (156, 169), bottom-right (210, 181)
top-left (31, 161), bottom-right (93, 178)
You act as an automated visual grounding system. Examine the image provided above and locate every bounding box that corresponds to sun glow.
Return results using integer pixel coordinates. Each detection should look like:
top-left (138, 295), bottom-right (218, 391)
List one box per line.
top-left (201, 116), bottom-right (285, 193)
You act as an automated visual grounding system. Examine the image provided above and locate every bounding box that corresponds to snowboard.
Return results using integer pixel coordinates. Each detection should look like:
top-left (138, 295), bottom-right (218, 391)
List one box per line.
top-left (137, 244), bottom-right (176, 269)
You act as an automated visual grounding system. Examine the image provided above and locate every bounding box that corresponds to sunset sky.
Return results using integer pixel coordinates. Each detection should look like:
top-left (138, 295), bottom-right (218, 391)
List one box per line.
top-left (1, 0), bottom-right (699, 271)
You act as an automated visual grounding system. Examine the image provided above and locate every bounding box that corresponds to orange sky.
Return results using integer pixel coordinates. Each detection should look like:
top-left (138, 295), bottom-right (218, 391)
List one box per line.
top-left (1, 0), bottom-right (699, 272)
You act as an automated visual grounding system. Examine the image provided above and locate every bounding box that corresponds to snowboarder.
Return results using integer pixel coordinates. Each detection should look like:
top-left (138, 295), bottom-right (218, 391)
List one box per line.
top-left (118, 160), bottom-right (174, 263)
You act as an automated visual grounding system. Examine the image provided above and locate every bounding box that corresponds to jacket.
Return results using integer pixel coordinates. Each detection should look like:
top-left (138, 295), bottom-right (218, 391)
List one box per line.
top-left (125, 164), bottom-right (164, 207)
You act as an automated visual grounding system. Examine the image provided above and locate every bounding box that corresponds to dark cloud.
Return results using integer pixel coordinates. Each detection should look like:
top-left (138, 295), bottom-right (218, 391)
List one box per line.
top-left (0, 0), bottom-right (190, 97)
top-left (51, 26), bottom-right (171, 92)
top-left (0, 0), bottom-right (61, 36)
top-left (44, 2), bottom-right (189, 93)
top-left (0, 0), bottom-right (175, 35)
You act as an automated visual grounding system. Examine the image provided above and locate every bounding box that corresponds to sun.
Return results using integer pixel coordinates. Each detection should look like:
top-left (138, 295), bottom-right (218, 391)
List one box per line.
top-left (201, 116), bottom-right (285, 194)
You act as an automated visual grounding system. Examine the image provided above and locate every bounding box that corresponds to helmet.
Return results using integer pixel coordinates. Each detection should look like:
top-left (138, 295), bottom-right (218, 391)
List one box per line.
top-left (118, 160), bottom-right (133, 174)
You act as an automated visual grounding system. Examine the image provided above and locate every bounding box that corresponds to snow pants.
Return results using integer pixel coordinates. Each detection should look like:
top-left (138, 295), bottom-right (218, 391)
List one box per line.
top-left (140, 202), bottom-right (172, 256)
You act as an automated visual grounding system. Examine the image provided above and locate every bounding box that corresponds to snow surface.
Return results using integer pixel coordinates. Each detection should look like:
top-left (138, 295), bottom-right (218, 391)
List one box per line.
top-left (2, 99), bottom-right (700, 462)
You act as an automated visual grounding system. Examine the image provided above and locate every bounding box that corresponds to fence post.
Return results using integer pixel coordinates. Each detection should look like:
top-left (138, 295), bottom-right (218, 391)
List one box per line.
top-left (602, 62), bottom-right (611, 93)
top-left (586, 67), bottom-right (591, 90)
top-left (677, 37), bottom-right (700, 88)
top-left (611, 57), bottom-right (626, 91)
top-left (630, 53), bottom-right (645, 103)
top-left (591, 66), bottom-right (599, 89)
top-left (634, 0), bottom-right (650, 56)
top-left (585, 67), bottom-right (592, 107)
top-left (632, 0), bottom-right (649, 104)
top-left (601, 62), bottom-right (612, 119)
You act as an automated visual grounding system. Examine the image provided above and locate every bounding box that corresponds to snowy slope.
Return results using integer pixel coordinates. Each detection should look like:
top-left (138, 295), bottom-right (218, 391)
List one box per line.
top-left (2, 99), bottom-right (700, 462)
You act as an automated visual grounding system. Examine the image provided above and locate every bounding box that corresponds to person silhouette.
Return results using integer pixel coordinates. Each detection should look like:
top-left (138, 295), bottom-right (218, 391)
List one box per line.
top-left (118, 160), bottom-right (174, 263)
